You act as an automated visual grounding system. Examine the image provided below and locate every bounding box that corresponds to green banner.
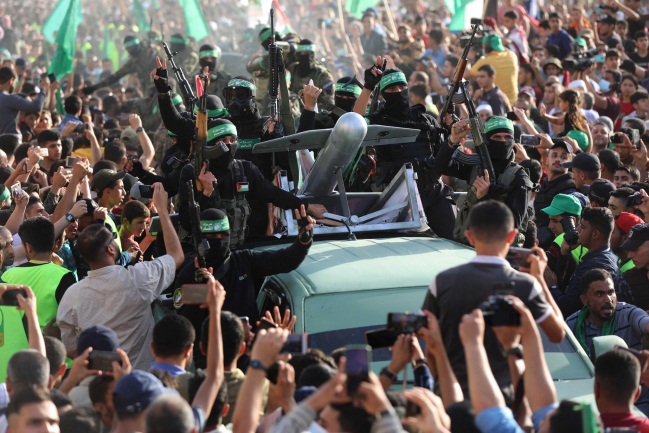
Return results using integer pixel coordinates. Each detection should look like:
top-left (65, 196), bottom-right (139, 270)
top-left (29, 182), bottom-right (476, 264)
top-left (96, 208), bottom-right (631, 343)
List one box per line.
top-left (49, 0), bottom-right (81, 80)
top-left (179, 0), bottom-right (210, 42)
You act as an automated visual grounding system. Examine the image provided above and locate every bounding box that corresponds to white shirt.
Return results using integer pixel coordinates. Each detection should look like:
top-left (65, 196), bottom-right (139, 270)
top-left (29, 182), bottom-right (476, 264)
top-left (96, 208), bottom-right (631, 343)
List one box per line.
top-left (56, 255), bottom-right (176, 370)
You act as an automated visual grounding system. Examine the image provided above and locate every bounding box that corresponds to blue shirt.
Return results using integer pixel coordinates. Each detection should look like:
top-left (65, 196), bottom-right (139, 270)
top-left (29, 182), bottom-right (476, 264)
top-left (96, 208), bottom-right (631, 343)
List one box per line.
top-left (58, 113), bottom-right (81, 130)
top-left (150, 361), bottom-right (186, 377)
top-left (546, 30), bottom-right (573, 60)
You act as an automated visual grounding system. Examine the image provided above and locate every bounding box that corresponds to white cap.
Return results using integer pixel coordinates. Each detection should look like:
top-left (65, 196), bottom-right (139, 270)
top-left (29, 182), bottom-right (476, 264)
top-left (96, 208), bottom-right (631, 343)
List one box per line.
top-left (568, 79), bottom-right (587, 91)
top-left (476, 104), bottom-right (493, 115)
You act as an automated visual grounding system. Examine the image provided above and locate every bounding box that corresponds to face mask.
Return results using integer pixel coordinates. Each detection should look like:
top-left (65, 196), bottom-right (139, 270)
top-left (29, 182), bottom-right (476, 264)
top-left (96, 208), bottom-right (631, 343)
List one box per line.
top-left (227, 98), bottom-right (255, 118)
top-left (335, 95), bottom-right (356, 113)
top-left (210, 149), bottom-right (233, 172)
top-left (199, 58), bottom-right (217, 72)
top-left (206, 237), bottom-right (230, 264)
top-left (297, 53), bottom-right (315, 76)
top-left (383, 89), bottom-right (410, 117)
top-left (598, 79), bottom-right (611, 93)
top-left (486, 138), bottom-right (515, 161)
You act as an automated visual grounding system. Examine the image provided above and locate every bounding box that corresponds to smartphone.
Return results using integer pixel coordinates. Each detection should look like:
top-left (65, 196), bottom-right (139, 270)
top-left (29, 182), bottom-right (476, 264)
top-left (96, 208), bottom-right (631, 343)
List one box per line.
top-left (520, 134), bottom-right (540, 147)
top-left (0, 286), bottom-right (27, 306)
top-left (387, 313), bottom-right (428, 334)
top-left (506, 111), bottom-right (519, 121)
top-left (88, 350), bottom-right (121, 371)
top-left (365, 328), bottom-right (398, 349)
top-left (178, 284), bottom-right (209, 304)
top-left (281, 333), bottom-right (308, 354)
top-left (257, 317), bottom-right (278, 331)
top-left (10, 181), bottom-right (21, 197)
top-left (138, 184), bottom-right (154, 199)
top-left (36, 147), bottom-right (49, 158)
top-left (66, 156), bottom-right (81, 167)
top-left (240, 316), bottom-right (250, 330)
top-left (148, 214), bottom-right (179, 236)
top-left (118, 114), bottom-right (130, 126)
top-left (61, 168), bottom-right (73, 177)
top-left (628, 193), bottom-right (643, 207)
top-left (505, 247), bottom-right (534, 270)
top-left (346, 345), bottom-right (371, 396)
top-left (615, 345), bottom-right (647, 368)
top-left (47, 73), bottom-right (57, 83)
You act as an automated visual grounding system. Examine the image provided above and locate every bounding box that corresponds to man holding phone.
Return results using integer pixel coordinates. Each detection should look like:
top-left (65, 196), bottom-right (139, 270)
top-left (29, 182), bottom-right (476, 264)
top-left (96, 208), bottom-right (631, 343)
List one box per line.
top-left (57, 183), bottom-right (184, 370)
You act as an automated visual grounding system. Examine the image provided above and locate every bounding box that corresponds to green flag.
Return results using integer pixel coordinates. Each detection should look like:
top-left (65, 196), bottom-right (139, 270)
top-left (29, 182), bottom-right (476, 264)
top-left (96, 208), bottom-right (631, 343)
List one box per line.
top-left (446, 0), bottom-right (484, 32)
top-left (49, 0), bottom-right (81, 80)
top-left (42, 0), bottom-right (82, 43)
top-left (179, 0), bottom-right (210, 42)
top-left (133, 0), bottom-right (151, 33)
top-left (344, 0), bottom-right (380, 19)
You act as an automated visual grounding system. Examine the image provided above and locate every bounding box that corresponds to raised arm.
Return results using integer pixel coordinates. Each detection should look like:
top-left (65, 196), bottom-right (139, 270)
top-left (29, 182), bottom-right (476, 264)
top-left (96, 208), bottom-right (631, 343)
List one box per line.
top-left (353, 56), bottom-right (385, 116)
top-left (129, 114), bottom-right (155, 169)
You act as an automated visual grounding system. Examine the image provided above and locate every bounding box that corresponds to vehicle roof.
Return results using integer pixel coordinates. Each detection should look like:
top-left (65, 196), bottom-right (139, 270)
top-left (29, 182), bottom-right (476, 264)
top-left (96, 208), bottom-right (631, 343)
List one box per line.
top-left (259, 236), bottom-right (475, 296)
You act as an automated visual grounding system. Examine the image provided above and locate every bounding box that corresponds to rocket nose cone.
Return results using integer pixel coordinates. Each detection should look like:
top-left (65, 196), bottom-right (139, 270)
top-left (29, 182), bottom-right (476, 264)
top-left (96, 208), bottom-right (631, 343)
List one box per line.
top-left (332, 112), bottom-right (368, 144)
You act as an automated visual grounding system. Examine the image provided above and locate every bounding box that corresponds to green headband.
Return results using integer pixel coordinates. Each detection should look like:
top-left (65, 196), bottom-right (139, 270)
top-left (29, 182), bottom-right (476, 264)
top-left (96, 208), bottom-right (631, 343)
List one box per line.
top-left (170, 36), bottom-right (187, 44)
top-left (335, 82), bottom-right (362, 96)
top-left (227, 79), bottom-right (257, 92)
top-left (259, 29), bottom-right (279, 43)
top-left (484, 116), bottom-right (514, 133)
top-left (171, 94), bottom-right (183, 105)
top-left (0, 186), bottom-right (10, 202)
top-left (124, 38), bottom-right (140, 48)
top-left (200, 218), bottom-right (230, 233)
top-left (199, 49), bottom-right (221, 59)
top-left (296, 44), bottom-right (317, 52)
top-left (379, 71), bottom-right (407, 91)
top-left (167, 131), bottom-right (177, 137)
top-left (207, 123), bottom-right (237, 142)
top-left (194, 106), bottom-right (229, 118)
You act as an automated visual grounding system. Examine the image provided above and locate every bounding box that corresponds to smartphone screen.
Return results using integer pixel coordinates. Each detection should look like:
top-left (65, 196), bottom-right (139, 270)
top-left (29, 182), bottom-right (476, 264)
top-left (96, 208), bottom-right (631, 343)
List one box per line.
top-left (505, 247), bottom-right (533, 270)
top-left (179, 284), bottom-right (209, 304)
top-left (1, 287), bottom-right (27, 306)
top-left (257, 317), bottom-right (278, 331)
top-left (365, 329), bottom-right (398, 349)
top-left (11, 181), bottom-right (21, 197)
top-left (520, 134), bottom-right (540, 146)
top-left (88, 350), bottom-right (121, 371)
top-left (138, 185), bottom-right (154, 199)
top-left (346, 345), bottom-right (371, 395)
top-left (48, 73), bottom-right (57, 83)
top-left (387, 313), bottom-right (428, 334)
top-left (66, 156), bottom-right (80, 167)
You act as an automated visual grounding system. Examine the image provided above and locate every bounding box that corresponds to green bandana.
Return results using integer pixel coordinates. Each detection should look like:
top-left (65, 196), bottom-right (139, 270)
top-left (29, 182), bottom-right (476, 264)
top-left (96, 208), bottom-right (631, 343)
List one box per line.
top-left (193, 106), bottom-right (229, 118)
top-left (259, 29), bottom-right (279, 43)
top-left (207, 124), bottom-right (237, 142)
top-left (171, 94), bottom-right (183, 106)
top-left (170, 36), bottom-right (187, 44)
top-left (227, 79), bottom-right (257, 92)
top-left (0, 186), bottom-right (9, 203)
top-left (484, 117), bottom-right (514, 134)
top-left (574, 305), bottom-right (618, 357)
top-left (296, 44), bottom-right (317, 52)
top-left (200, 218), bottom-right (230, 233)
top-left (167, 130), bottom-right (177, 137)
top-left (335, 82), bottom-right (362, 96)
top-left (199, 49), bottom-right (221, 59)
top-left (124, 38), bottom-right (140, 48)
top-left (379, 71), bottom-right (407, 91)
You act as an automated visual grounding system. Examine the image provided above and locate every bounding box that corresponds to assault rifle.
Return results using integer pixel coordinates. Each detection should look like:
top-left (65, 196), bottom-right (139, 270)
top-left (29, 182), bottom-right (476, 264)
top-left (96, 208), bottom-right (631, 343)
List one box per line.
top-left (163, 41), bottom-right (196, 111)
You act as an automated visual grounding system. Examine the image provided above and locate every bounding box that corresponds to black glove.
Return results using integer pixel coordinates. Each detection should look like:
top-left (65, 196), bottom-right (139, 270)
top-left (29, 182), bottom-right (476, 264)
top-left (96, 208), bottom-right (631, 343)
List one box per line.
top-left (363, 64), bottom-right (382, 90)
top-left (153, 66), bottom-right (171, 94)
top-left (297, 215), bottom-right (313, 244)
top-left (126, 158), bottom-right (145, 177)
top-left (82, 85), bottom-right (97, 95)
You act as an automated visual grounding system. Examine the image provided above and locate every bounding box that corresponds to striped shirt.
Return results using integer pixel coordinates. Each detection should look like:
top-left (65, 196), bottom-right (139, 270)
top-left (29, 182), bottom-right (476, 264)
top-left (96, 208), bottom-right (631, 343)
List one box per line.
top-left (566, 302), bottom-right (649, 350)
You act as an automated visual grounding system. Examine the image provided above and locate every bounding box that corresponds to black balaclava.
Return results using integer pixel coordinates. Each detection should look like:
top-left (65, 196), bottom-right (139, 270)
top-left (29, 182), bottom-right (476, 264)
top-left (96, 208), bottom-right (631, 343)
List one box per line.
top-left (170, 33), bottom-right (187, 56)
top-left (199, 44), bottom-right (219, 73)
top-left (296, 39), bottom-right (316, 77)
top-left (206, 119), bottom-right (238, 172)
top-left (380, 70), bottom-right (410, 118)
top-left (223, 78), bottom-right (257, 119)
top-left (484, 117), bottom-right (515, 172)
top-left (200, 208), bottom-right (231, 265)
top-left (123, 35), bottom-right (142, 57)
top-left (334, 76), bottom-right (362, 113)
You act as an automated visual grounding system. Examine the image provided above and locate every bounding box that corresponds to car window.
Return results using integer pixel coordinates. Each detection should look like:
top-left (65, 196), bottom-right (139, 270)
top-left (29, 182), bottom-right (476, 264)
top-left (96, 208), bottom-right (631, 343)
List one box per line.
top-left (257, 277), bottom-right (293, 318)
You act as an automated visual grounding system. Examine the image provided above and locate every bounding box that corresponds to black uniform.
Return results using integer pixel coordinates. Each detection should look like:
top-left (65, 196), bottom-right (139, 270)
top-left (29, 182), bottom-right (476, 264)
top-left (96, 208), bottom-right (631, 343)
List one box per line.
top-left (366, 104), bottom-right (457, 240)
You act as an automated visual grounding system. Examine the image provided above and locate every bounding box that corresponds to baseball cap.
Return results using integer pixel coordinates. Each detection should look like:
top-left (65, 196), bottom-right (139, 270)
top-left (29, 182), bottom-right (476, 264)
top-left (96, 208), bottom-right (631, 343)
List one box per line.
top-left (597, 15), bottom-right (617, 25)
top-left (566, 130), bottom-right (589, 152)
top-left (482, 34), bottom-right (505, 52)
top-left (542, 193), bottom-right (582, 217)
top-left (130, 181), bottom-right (151, 205)
top-left (122, 173), bottom-right (138, 196)
top-left (563, 151), bottom-right (600, 172)
top-left (550, 139), bottom-right (573, 154)
top-left (518, 86), bottom-right (536, 98)
top-left (574, 37), bottom-right (587, 47)
top-left (91, 169), bottom-right (126, 193)
top-left (113, 370), bottom-right (176, 415)
top-left (621, 223), bottom-right (649, 251)
top-left (615, 212), bottom-right (644, 235)
top-left (120, 128), bottom-right (138, 145)
top-left (543, 58), bottom-right (563, 72)
top-left (77, 325), bottom-right (119, 354)
top-left (588, 178), bottom-right (616, 204)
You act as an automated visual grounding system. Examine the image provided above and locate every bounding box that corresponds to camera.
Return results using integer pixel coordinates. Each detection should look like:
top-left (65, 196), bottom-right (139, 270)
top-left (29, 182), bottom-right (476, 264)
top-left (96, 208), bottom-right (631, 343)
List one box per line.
top-left (83, 198), bottom-right (98, 217)
top-left (479, 295), bottom-right (520, 326)
top-left (561, 216), bottom-right (580, 245)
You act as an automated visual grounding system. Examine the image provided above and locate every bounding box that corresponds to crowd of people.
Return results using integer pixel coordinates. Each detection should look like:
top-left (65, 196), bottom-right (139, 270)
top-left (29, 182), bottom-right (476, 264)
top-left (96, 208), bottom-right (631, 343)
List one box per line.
top-left (0, 0), bottom-right (648, 432)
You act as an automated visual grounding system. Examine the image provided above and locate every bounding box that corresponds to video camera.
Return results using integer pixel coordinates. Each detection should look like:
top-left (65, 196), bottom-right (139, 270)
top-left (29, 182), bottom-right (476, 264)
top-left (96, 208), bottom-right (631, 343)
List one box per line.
top-left (459, 19), bottom-right (485, 59)
top-left (364, 312), bottom-right (428, 349)
top-left (479, 295), bottom-right (520, 326)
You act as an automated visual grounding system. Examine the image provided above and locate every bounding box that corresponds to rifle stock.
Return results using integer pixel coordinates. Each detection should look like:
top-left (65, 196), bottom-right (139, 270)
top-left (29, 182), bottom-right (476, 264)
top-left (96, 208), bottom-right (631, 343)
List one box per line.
top-left (163, 41), bottom-right (197, 110)
top-left (193, 75), bottom-right (209, 191)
